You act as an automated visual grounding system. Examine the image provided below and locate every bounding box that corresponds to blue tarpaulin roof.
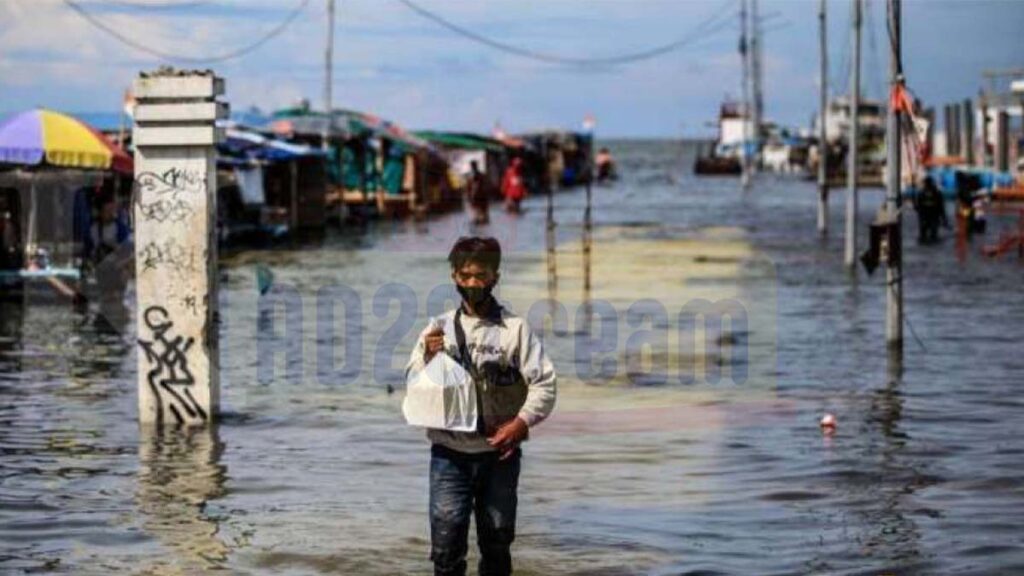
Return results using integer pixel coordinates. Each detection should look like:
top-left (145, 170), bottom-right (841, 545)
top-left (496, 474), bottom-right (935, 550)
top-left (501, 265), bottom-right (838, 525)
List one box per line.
top-left (219, 128), bottom-right (325, 163)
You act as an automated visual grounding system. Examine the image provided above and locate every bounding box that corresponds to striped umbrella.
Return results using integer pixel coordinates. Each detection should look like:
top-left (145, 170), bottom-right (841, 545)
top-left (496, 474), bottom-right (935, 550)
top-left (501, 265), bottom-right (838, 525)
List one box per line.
top-left (0, 108), bottom-right (132, 174)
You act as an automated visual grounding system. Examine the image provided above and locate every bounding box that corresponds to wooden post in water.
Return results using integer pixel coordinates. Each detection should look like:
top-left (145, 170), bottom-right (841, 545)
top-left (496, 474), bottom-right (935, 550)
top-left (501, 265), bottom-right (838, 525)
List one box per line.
top-left (133, 70), bottom-right (227, 426)
top-left (844, 0), bottom-right (862, 268)
top-left (582, 165), bottom-right (593, 307)
top-left (817, 0), bottom-right (829, 235)
top-left (885, 0), bottom-right (903, 351)
top-left (548, 167), bottom-right (557, 295)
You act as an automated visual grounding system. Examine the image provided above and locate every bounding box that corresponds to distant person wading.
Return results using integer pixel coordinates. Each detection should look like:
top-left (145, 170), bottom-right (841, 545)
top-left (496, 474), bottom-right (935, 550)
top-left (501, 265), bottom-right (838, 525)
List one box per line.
top-left (466, 161), bottom-right (490, 226)
top-left (500, 158), bottom-right (527, 214)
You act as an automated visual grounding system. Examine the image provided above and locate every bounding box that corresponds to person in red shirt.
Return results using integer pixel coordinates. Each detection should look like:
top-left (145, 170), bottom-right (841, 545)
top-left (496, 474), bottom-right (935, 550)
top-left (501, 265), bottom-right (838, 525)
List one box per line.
top-left (500, 157), bottom-right (527, 214)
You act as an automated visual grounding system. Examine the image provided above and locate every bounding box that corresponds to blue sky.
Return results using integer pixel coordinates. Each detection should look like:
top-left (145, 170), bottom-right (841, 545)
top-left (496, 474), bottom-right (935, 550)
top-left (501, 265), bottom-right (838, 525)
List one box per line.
top-left (1, 0), bottom-right (1021, 137)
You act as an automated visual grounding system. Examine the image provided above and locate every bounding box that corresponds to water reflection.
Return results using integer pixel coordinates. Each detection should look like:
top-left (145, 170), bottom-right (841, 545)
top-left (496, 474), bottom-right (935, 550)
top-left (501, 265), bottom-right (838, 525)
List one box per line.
top-left (135, 425), bottom-right (230, 574)
top-left (855, 373), bottom-right (925, 567)
top-left (0, 301), bottom-right (24, 373)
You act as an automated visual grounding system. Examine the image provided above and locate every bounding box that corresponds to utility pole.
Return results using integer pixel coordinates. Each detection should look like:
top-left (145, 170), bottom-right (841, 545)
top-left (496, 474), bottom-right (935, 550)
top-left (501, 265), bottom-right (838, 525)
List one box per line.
top-left (844, 0), bottom-right (862, 268)
top-left (817, 0), bottom-right (829, 235)
top-left (740, 0), bottom-right (752, 190)
top-left (750, 0), bottom-right (763, 168)
top-left (885, 0), bottom-right (903, 350)
top-left (322, 0), bottom-right (336, 151)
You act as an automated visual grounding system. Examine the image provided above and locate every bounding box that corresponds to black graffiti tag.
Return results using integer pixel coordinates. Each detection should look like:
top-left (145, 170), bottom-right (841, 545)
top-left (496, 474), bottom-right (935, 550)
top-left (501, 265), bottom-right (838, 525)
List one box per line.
top-left (138, 305), bottom-right (207, 425)
top-left (135, 167), bottom-right (204, 223)
top-left (136, 168), bottom-right (206, 198)
top-left (138, 198), bottom-right (194, 223)
top-left (140, 240), bottom-right (195, 275)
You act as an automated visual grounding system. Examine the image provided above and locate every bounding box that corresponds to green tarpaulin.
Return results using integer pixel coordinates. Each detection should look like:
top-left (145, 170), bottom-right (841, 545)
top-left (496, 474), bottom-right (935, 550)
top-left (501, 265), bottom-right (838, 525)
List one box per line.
top-left (414, 131), bottom-right (506, 153)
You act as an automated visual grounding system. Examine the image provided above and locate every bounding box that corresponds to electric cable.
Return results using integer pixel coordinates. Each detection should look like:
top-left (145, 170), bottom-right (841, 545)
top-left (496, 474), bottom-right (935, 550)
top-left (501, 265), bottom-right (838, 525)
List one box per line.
top-left (98, 0), bottom-right (212, 10)
top-left (62, 0), bottom-right (309, 63)
top-left (395, 0), bottom-right (739, 67)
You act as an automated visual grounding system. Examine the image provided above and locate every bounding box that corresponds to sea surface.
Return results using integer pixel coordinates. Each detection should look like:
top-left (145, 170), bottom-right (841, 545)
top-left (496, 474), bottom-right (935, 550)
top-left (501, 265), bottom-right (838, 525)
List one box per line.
top-left (2, 140), bottom-right (1023, 575)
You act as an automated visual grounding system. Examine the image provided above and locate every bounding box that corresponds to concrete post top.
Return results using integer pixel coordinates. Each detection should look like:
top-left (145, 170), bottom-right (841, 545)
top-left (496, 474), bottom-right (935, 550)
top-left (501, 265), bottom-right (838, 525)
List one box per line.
top-left (134, 67), bottom-right (225, 102)
top-left (133, 67), bottom-right (227, 147)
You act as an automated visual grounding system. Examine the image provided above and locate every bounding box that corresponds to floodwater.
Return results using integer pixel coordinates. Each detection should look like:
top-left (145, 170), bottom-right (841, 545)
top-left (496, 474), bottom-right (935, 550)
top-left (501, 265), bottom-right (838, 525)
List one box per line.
top-left (2, 140), bottom-right (1024, 575)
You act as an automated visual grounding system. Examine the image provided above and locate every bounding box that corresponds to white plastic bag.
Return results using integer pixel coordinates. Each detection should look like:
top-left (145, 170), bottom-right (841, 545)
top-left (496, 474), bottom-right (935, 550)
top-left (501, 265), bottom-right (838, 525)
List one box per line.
top-left (403, 326), bottom-right (478, 431)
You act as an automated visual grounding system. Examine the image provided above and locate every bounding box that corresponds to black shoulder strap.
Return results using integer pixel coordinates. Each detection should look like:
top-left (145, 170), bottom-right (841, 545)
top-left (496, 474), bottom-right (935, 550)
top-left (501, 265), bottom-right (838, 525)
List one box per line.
top-left (453, 308), bottom-right (486, 435)
top-left (452, 308), bottom-right (474, 375)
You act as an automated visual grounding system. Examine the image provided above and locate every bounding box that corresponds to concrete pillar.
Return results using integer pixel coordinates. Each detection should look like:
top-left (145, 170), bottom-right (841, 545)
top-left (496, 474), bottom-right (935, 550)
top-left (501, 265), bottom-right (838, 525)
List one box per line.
top-left (962, 99), bottom-right (974, 166)
top-left (996, 110), bottom-right (1010, 172)
top-left (980, 96), bottom-right (990, 167)
top-left (943, 105), bottom-right (955, 157)
top-left (924, 107), bottom-right (935, 158)
top-left (132, 69), bottom-right (227, 426)
top-left (951, 103), bottom-right (961, 157)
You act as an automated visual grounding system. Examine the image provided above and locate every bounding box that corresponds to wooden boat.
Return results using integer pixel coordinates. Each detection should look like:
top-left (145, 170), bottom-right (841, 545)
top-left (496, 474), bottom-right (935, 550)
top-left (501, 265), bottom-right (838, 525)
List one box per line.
top-left (694, 155), bottom-right (742, 175)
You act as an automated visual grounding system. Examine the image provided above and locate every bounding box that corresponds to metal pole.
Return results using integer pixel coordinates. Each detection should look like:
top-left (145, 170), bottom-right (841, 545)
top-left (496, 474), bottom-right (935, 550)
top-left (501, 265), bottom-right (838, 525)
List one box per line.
top-left (845, 0), bottom-right (862, 268)
top-left (817, 0), bottom-right (829, 235)
top-left (322, 0), bottom-right (336, 151)
top-left (740, 0), bottom-right (751, 190)
top-left (545, 143), bottom-right (557, 299)
top-left (582, 168), bottom-right (592, 304)
top-left (751, 0), bottom-right (763, 168)
top-left (885, 0), bottom-right (903, 350)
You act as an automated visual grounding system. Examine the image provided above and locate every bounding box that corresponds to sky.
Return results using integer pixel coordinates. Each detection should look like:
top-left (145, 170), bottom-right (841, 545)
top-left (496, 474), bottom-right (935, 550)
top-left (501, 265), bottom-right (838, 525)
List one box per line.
top-left (0, 0), bottom-right (1021, 138)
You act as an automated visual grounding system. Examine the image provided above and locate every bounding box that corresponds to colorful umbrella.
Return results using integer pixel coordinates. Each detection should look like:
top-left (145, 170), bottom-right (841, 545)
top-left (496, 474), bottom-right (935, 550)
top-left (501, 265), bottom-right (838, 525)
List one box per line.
top-left (0, 108), bottom-right (132, 174)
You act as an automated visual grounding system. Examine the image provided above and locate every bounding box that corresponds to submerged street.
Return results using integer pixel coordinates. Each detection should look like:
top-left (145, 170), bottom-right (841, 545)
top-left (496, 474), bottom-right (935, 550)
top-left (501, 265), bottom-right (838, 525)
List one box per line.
top-left (2, 141), bottom-right (1022, 575)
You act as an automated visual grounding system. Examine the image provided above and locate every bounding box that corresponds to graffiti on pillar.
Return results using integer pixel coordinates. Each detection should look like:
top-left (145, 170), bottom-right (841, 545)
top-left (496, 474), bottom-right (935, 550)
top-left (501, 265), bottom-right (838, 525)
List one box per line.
top-left (138, 198), bottom-right (194, 223)
top-left (138, 305), bottom-right (207, 425)
top-left (135, 168), bottom-right (203, 223)
top-left (137, 168), bottom-right (206, 197)
top-left (140, 239), bottom-right (196, 276)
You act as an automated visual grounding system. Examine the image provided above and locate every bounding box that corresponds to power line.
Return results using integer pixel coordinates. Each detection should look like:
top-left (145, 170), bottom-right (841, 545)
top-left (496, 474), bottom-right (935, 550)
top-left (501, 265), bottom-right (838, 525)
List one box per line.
top-left (61, 0), bottom-right (309, 64)
top-left (98, 0), bottom-right (213, 10)
top-left (395, 0), bottom-right (739, 67)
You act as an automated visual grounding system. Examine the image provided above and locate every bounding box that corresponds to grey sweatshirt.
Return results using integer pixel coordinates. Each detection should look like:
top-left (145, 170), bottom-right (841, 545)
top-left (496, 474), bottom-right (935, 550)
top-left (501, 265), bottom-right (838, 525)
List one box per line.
top-left (405, 302), bottom-right (557, 453)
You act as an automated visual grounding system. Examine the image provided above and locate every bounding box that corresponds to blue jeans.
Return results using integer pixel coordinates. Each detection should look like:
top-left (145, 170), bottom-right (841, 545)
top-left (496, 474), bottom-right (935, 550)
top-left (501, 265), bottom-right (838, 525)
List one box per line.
top-left (429, 444), bottom-right (521, 576)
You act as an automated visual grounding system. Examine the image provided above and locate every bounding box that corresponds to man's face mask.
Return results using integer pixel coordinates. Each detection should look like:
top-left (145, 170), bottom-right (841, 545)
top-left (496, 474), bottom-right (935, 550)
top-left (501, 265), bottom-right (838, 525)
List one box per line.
top-left (453, 263), bottom-right (498, 305)
top-left (456, 283), bottom-right (493, 305)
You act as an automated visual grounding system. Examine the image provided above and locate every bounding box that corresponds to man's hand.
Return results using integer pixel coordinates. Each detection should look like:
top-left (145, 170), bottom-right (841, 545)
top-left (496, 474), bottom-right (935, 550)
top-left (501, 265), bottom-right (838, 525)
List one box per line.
top-left (488, 417), bottom-right (528, 460)
top-left (423, 326), bottom-right (445, 363)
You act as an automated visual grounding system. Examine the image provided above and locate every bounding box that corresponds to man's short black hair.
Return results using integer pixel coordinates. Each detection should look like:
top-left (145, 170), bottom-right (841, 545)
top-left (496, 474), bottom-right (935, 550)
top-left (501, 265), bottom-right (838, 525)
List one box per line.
top-left (449, 236), bottom-right (501, 272)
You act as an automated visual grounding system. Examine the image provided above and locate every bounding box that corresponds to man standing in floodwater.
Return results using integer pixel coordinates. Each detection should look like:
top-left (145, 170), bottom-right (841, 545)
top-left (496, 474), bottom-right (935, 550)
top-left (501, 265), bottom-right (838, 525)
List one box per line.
top-left (466, 161), bottom-right (490, 226)
top-left (406, 236), bottom-right (557, 576)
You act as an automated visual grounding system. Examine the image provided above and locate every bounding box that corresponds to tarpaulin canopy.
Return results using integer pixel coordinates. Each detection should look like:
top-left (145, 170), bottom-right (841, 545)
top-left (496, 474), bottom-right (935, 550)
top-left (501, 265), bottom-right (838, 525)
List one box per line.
top-left (269, 107), bottom-right (436, 154)
top-left (414, 131), bottom-right (507, 153)
top-left (220, 127), bottom-right (326, 162)
top-left (267, 109), bottom-right (351, 140)
top-left (0, 109), bottom-right (133, 174)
